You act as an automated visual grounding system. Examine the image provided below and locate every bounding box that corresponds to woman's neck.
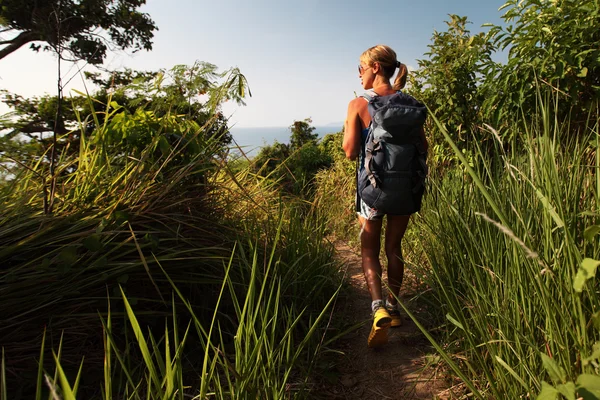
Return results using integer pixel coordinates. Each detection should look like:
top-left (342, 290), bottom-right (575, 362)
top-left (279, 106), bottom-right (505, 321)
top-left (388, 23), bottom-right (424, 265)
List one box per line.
top-left (371, 79), bottom-right (394, 96)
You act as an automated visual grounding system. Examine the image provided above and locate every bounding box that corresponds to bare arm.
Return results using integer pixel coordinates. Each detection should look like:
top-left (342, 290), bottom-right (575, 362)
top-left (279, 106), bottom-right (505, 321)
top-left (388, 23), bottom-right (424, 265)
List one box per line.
top-left (343, 98), bottom-right (364, 160)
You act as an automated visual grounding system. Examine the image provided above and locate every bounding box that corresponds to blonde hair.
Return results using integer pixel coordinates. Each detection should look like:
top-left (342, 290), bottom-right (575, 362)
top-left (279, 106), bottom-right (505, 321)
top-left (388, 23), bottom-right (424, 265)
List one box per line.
top-left (360, 44), bottom-right (408, 91)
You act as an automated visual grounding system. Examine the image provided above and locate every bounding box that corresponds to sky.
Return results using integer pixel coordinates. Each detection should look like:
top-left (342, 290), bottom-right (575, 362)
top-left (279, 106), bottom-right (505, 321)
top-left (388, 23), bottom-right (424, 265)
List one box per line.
top-left (0, 0), bottom-right (507, 128)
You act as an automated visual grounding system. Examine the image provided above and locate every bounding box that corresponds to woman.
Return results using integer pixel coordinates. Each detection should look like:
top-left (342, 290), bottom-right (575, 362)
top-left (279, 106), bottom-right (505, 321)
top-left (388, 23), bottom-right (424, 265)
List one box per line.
top-left (343, 44), bottom-right (428, 348)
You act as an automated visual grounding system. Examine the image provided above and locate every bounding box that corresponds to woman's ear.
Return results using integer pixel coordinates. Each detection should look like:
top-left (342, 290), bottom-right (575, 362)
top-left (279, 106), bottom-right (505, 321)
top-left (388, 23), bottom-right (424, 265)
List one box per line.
top-left (372, 62), bottom-right (380, 73)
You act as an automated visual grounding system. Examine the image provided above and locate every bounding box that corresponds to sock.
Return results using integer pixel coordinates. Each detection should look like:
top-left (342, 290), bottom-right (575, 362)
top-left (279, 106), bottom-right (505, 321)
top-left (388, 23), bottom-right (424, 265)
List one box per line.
top-left (371, 299), bottom-right (384, 312)
top-left (386, 299), bottom-right (398, 311)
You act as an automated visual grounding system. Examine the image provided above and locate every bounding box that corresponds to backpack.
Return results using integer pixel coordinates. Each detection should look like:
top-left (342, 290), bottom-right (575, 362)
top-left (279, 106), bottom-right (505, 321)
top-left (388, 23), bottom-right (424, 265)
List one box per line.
top-left (357, 91), bottom-right (428, 215)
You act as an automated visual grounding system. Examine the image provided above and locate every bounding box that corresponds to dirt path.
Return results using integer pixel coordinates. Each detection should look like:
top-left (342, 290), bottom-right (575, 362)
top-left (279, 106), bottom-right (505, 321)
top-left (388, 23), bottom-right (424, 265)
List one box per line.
top-left (316, 240), bottom-right (454, 399)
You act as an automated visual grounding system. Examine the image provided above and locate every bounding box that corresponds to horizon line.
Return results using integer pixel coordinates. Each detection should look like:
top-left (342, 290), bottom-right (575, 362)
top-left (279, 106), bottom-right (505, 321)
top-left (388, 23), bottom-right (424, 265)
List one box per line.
top-left (230, 124), bottom-right (343, 129)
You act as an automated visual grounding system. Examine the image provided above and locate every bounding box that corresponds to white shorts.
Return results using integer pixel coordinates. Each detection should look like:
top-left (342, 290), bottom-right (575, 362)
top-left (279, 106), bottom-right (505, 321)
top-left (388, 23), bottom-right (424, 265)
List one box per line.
top-left (356, 196), bottom-right (385, 220)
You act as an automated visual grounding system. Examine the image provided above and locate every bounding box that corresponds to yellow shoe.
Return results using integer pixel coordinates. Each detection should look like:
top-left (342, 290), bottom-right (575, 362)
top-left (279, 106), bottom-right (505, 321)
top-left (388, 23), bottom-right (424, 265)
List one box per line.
top-left (368, 307), bottom-right (392, 348)
top-left (388, 307), bottom-right (402, 327)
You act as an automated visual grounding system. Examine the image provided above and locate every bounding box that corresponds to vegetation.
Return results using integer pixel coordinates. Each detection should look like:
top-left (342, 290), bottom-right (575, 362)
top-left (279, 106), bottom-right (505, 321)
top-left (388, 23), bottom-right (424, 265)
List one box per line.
top-left (252, 118), bottom-right (333, 196)
top-left (0, 58), bottom-right (341, 398)
top-left (313, 131), bottom-right (356, 243)
top-left (414, 101), bottom-right (600, 398)
top-left (313, 0), bottom-right (600, 398)
top-left (410, 14), bottom-right (495, 164)
top-left (0, 62), bottom-right (248, 163)
top-left (3, 0), bottom-right (600, 398)
top-left (0, 0), bottom-right (157, 64)
top-left (484, 0), bottom-right (600, 125)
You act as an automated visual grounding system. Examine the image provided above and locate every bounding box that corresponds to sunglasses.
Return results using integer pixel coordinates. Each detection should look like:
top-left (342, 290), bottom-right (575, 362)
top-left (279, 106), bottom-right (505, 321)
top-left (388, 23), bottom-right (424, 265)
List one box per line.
top-left (358, 65), bottom-right (372, 74)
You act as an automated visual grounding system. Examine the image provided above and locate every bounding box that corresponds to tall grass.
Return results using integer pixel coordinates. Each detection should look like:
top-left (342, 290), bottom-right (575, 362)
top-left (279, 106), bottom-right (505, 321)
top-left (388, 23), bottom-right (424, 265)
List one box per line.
top-left (412, 99), bottom-right (600, 397)
top-left (0, 241), bottom-right (339, 399)
top-left (312, 132), bottom-right (357, 243)
top-left (0, 95), bottom-right (341, 398)
top-left (2, 238), bottom-right (341, 400)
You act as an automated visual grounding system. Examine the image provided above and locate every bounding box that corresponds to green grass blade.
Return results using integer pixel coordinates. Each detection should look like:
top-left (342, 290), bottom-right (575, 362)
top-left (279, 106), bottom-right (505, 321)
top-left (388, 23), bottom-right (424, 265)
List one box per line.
top-left (35, 328), bottom-right (47, 400)
top-left (199, 246), bottom-right (235, 399)
top-left (495, 356), bottom-right (530, 391)
top-left (52, 352), bottom-right (76, 400)
top-left (49, 332), bottom-right (64, 400)
top-left (119, 287), bottom-right (161, 394)
top-left (1, 348), bottom-right (6, 400)
top-left (103, 296), bottom-right (112, 400)
top-left (71, 358), bottom-right (85, 397)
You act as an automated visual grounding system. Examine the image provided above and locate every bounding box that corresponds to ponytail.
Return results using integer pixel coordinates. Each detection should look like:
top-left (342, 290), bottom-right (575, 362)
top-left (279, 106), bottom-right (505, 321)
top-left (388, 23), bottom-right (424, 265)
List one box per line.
top-left (393, 62), bottom-right (408, 91)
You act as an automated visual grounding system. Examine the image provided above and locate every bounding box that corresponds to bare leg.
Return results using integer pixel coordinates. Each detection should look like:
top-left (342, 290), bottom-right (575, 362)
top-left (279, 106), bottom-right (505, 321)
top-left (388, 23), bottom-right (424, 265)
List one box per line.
top-left (385, 215), bottom-right (410, 304)
top-left (359, 215), bottom-right (384, 301)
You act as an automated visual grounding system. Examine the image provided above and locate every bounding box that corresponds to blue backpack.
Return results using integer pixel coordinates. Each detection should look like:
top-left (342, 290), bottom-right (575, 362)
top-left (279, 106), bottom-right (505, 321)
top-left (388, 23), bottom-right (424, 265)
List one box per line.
top-left (357, 91), bottom-right (428, 215)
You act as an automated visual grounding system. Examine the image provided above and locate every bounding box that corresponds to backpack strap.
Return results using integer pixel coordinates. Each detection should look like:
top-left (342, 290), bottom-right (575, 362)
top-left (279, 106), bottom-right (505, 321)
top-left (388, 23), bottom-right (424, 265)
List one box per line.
top-left (363, 133), bottom-right (381, 188)
top-left (360, 89), bottom-right (379, 188)
top-left (360, 89), bottom-right (377, 102)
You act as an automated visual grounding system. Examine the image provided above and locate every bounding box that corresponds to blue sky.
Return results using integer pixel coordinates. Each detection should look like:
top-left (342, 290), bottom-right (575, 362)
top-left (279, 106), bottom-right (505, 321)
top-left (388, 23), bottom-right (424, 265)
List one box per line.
top-left (0, 0), bottom-right (507, 128)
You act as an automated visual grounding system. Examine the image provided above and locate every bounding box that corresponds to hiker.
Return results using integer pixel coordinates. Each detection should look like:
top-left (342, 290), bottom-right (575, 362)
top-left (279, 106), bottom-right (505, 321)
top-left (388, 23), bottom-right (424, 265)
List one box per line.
top-left (343, 44), bottom-right (428, 348)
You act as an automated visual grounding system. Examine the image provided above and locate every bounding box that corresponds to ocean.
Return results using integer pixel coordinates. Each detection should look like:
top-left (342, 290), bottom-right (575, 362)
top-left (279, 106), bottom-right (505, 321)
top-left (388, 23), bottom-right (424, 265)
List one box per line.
top-left (229, 125), bottom-right (343, 156)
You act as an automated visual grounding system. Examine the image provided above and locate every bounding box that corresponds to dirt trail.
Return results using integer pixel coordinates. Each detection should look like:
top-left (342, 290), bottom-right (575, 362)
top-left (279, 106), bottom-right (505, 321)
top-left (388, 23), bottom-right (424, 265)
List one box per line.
top-left (317, 240), bottom-right (454, 399)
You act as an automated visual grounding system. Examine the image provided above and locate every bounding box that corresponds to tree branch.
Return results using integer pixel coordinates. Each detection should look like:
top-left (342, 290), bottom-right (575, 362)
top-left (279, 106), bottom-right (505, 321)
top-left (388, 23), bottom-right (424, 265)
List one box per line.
top-left (0, 31), bottom-right (40, 61)
top-left (3, 122), bottom-right (55, 140)
top-left (19, 123), bottom-right (55, 134)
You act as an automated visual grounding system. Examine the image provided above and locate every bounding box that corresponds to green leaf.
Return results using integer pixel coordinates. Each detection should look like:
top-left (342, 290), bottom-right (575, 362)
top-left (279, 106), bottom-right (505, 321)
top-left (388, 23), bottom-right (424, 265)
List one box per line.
top-left (541, 353), bottom-right (567, 384)
top-left (577, 67), bottom-right (588, 78)
top-left (58, 247), bottom-right (78, 267)
top-left (537, 381), bottom-right (560, 400)
top-left (556, 382), bottom-right (576, 400)
top-left (584, 225), bottom-right (600, 243)
top-left (36, 258), bottom-right (51, 271)
top-left (158, 136), bottom-right (170, 155)
top-left (556, 62), bottom-right (565, 78)
top-left (113, 210), bottom-right (129, 224)
top-left (574, 258), bottom-right (600, 293)
top-left (576, 374), bottom-right (600, 399)
top-left (583, 342), bottom-right (600, 366)
top-left (577, 49), bottom-right (596, 58)
top-left (52, 353), bottom-right (76, 400)
top-left (495, 356), bottom-right (529, 390)
top-left (92, 256), bottom-right (108, 269)
top-left (120, 287), bottom-right (161, 392)
top-left (534, 188), bottom-right (565, 228)
top-left (592, 314), bottom-right (600, 332)
top-left (446, 314), bottom-right (464, 330)
top-left (83, 234), bottom-right (102, 252)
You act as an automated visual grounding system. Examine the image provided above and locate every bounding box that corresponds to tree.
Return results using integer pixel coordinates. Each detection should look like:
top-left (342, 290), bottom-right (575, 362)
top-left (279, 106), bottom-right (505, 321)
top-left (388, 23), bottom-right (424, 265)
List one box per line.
top-left (85, 62), bottom-right (250, 146)
top-left (253, 140), bottom-right (291, 178)
top-left (0, 62), bottom-right (251, 169)
top-left (289, 118), bottom-right (318, 151)
top-left (411, 15), bottom-right (495, 141)
top-left (253, 118), bottom-right (332, 196)
top-left (0, 0), bottom-right (157, 64)
top-left (409, 15), bottom-right (495, 166)
top-left (484, 0), bottom-right (600, 126)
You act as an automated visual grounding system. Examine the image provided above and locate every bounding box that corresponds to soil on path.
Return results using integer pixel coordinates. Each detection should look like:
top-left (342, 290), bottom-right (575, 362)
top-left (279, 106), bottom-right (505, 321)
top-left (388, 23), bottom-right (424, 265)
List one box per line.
top-left (316, 240), bottom-right (455, 400)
